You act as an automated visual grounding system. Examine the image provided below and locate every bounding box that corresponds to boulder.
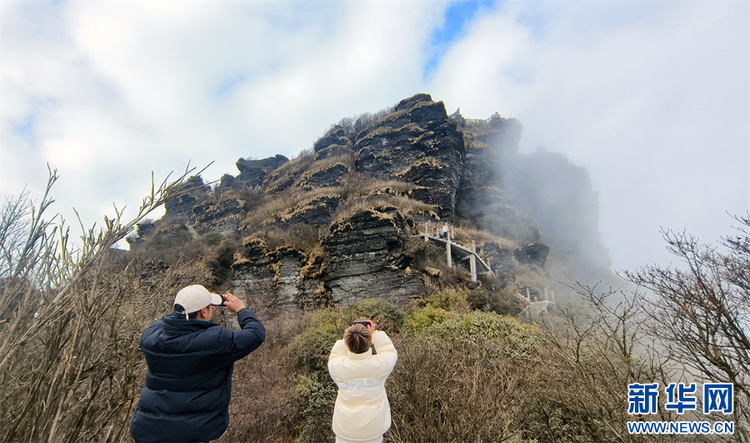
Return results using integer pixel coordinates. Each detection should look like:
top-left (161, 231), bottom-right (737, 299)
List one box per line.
top-left (235, 154), bottom-right (289, 188)
top-left (513, 243), bottom-right (550, 273)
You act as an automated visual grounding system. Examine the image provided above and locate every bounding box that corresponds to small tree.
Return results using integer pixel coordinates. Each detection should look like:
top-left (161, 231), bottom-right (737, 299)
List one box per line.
top-left (625, 215), bottom-right (750, 441)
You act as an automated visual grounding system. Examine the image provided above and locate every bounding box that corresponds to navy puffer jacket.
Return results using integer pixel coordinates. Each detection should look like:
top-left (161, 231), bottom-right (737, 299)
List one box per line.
top-left (130, 308), bottom-right (265, 443)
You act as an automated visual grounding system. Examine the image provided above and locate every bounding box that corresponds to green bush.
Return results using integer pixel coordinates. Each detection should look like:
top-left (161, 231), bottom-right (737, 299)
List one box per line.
top-left (280, 329), bottom-right (340, 376)
top-left (424, 311), bottom-right (545, 358)
top-left (388, 317), bottom-right (545, 443)
top-left (293, 373), bottom-right (337, 443)
top-left (339, 298), bottom-right (405, 333)
top-left (403, 305), bottom-right (454, 333)
top-left (300, 299), bottom-right (405, 336)
top-left (466, 287), bottom-right (525, 316)
top-left (404, 290), bottom-right (470, 333)
top-left (416, 289), bottom-right (469, 311)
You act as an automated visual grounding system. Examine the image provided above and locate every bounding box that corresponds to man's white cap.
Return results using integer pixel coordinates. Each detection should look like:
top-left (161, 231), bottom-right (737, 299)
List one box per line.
top-left (173, 284), bottom-right (223, 314)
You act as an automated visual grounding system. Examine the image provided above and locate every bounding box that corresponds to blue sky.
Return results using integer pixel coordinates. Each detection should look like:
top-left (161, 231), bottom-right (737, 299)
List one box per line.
top-left (425, 0), bottom-right (496, 78)
top-left (2, 0), bottom-right (748, 272)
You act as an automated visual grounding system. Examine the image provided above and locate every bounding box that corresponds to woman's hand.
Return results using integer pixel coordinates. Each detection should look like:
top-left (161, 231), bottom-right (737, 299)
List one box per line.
top-left (365, 320), bottom-right (376, 334)
top-left (346, 320), bottom-right (376, 334)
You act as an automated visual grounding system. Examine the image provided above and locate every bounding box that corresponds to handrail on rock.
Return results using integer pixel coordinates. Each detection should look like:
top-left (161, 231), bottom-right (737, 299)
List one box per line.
top-left (414, 223), bottom-right (493, 282)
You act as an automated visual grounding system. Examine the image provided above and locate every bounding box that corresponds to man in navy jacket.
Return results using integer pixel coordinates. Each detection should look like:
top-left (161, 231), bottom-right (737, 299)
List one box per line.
top-left (130, 285), bottom-right (266, 443)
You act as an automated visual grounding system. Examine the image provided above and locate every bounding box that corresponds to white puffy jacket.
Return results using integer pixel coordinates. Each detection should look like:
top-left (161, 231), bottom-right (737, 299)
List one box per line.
top-left (328, 330), bottom-right (398, 441)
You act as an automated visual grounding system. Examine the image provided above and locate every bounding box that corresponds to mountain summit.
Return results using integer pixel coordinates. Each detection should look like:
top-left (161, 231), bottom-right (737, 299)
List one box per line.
top-left (128, 93), bottom-right (610, 314)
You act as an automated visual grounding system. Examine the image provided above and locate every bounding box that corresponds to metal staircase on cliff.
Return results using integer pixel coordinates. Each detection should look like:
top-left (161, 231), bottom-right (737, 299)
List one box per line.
top-left (414, 225), bottom-right (555, 316)
top-left (414, 229), bottom-right (495, 283)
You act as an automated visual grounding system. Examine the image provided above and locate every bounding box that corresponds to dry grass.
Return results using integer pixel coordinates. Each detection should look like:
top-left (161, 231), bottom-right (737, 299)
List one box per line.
top-left (394, 157), bottom-right (449, 179)
top-left (332, 106), bottom-right (395, 135)
top-left (245, 225), bottom-right (325, 257)
top-left (264, 149), bottom-right (316, 194)
top-left (387, 337), bottom-right (541, 443)
top-left (358, 121), bottom-right (422, 142)
top-left (240, 187), bottom-right (342, 231)
top-left (332, 194), bottom-right (437, 228)
top-left (301, 154), bottom-right (354, 178)
top-left (218, 316), bottom-right (298, 443)
top-left (340, 172), bottom-right (417, 199)
top-left (451, 225), bottom-right (517, 251)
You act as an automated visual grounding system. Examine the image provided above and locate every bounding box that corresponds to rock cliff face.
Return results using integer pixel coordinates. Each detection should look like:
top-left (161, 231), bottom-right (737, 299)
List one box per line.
top-left (353, 94), bottom-right (466, 218)
top-left (164, 176), bottom-right (210, 222)
top-left (279, 195), bottom-right (340, 227)
top-left (192, 196), bottom-right (245, 235)
top-left (132, 93), bottom-right (611, 314)
top-left (232, 240), bottom-right (322, 313)
top-left (323, 207), bottom-right (421, 305)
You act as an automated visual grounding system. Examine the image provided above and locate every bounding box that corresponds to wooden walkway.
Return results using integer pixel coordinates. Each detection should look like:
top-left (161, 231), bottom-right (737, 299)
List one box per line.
top-left (413, 233), bottom-right (494, 282)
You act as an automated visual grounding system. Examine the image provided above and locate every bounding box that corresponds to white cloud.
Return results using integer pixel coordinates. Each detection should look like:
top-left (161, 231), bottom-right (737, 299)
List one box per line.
top-left (3, 0), bottom-right (746, 271)
top-left (3, 1), bottom-right (445, 237)
top-left (429, 1), bottom-right (749, 270)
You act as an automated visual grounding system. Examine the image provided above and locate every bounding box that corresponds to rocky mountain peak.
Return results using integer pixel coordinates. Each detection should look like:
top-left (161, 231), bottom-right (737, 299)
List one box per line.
top-left (135, 93), bottom-right (611, 315)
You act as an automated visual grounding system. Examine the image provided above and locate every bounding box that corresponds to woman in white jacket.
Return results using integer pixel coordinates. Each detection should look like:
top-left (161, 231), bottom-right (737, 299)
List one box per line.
top-left (328, 320), bottom-right (398, 443)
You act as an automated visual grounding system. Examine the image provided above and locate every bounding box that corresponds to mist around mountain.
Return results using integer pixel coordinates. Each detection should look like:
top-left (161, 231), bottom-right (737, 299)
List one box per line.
top-left (127, 93), bottom-right (616, 315)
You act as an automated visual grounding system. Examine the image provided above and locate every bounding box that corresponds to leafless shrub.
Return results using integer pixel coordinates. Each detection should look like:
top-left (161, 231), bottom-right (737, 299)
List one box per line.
top-left (0, 164), bottom-right (208, 443)
top-left (333, 107), bottom-right (394, 134)
top-left (530, 285), bottom-right (676, 442)
top-left (388, 338), bottom-right (538, 443)
top-left (388, 313), bottom-right (546, 443)
top-left (624, 220), bottom-right (750, 440)
top-left (218, 316), bottom-right (297, 443)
